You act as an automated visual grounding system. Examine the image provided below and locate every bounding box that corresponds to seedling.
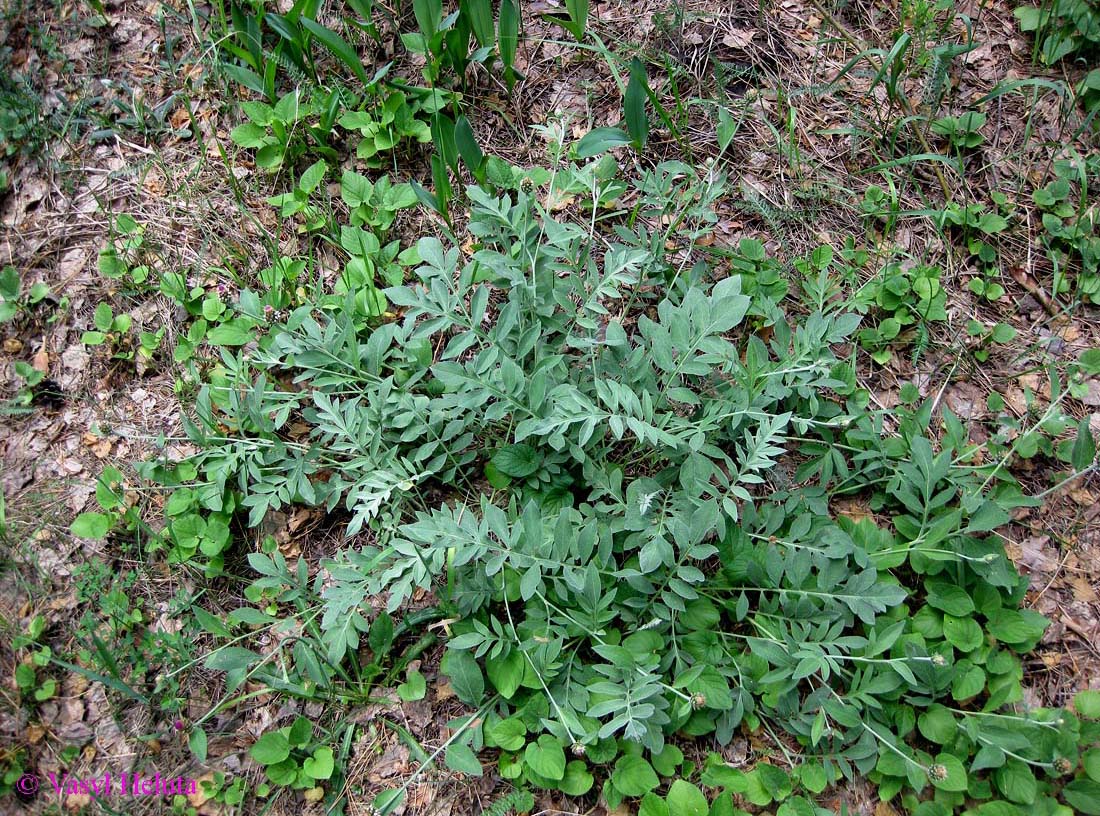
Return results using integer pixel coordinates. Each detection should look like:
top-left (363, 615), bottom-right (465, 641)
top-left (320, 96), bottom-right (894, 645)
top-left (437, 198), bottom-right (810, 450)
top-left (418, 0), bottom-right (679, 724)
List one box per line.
top-left (250, 718), bottom-right (335, 794)
top-left (82, 302), bottom-right (132, 349)
top-left (266, 159), bottom-right (328, 231)
top-left (0, 265), bottom-right (49, 323)
top-left (340, 170), bottom-right (418, 233)
top-left (337, 90), bottom-right (432, 164)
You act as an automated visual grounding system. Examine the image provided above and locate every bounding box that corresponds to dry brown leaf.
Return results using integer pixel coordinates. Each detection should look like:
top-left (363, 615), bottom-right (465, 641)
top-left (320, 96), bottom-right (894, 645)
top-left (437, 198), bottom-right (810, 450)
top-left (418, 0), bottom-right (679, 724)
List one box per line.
top-left (435, 679), bottom-right (456, 701)
top-left (722, 29), bottom-right (755, 48)
top-left (188, 773), bottom-right (214, 808)
top-left (1070, 577), bottom-right (1098, 602)
top-left (66, 793), bottom-right (92, 811)
top-left (1070, 488), bottom-right (1097, 506)
top-left (3, 338), bottom-right (23, 354)
top-left (33, 346), bottom-right (49, 372)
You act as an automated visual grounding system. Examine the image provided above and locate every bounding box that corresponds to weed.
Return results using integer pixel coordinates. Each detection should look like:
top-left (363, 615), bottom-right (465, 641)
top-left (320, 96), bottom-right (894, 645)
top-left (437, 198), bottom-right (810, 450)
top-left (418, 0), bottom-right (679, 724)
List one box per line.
top-left (1016, 0), bottom-right (1100, 65)
top-left (0, 266), bottom-right (50, 324)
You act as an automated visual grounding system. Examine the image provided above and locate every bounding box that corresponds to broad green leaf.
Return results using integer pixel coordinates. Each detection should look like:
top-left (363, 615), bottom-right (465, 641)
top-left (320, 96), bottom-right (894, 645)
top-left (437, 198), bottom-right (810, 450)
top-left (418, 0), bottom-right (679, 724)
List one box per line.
top-left (303, 746), bottom-right (335, 780)
top-left (930, 753), bottom-right (968, 792)
top-left (445, 742), bottom-right (483, 776)
top-left (524, 735), bottom-right (566, 781)
top-left (666, 780), bottom-right (707, 816)
top-left (250, 731), bottom-right (291, 765)
top-left (560, 760), bottom-right (594, 796)
top-left (441, 649), bottom-right (484, 705)
top-left (189, 727), bottom-right (208, 762)
top-left (1072, 418), bottom-right (1097, 471)
top-left (1076, 690), bottom-right (1100, 719)
top-left (397, 669), bottom-right (427, 701)
top-left (486, 648), bottom-right (524, 699)
top-left (297, 160), bottom-right (327, 194)
top-left (204, 647), bottom-right (261, 672)
top-left (491, 444), bottom-right (541, 478)
top-left (487, 717), bottom-right (525, 751)
top-left (1064, 779), bottom-right (1100, 815)
top-left (71, 512), bottom-right (110, 539)
top-left (612, 755), bottom-right (659, 796)
top-left (206, 319), bottom-right (257, 346)
top-left (575, 127), bottom-right (631, 159)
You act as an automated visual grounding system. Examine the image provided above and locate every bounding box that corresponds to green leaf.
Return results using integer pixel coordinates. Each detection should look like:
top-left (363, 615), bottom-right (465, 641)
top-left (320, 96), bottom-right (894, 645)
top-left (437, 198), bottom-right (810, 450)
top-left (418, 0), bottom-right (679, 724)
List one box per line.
top-left (193, 607), bottom-right (232, 638)
top-left (986, 608), bottom-right (1049, 646)
top-left (491, 444), bottom-right (541, 478)
top-left (612, 755), bottom-right (659, 796)
top-left (299, 17), bottom-right (369, 85)
top-left (297, 160), bottom-right (327, 194)
top-left (666, 780), bottom-right (708, 816)
top-left (189, 728), bottom-right (208, 762)
top-left (499, 0), bottom-right (519, 86)
top-left (925, 580), bottom-right (975, 616)
top-left (1072, 418), bottom-right (1097, 471)
top-left (575, 127), bottom-right (631, 158)
top-left (445, 742), bottom-right (483, 776)
top-left (206, 319), bottom-right (257, 346)
top-left (625, 58), bottom-right (649, 149)
top-left (454, 115), bottom-right (484, 176)
top-left (564, 0), bottom-right (589, 40)
top-left (487, 717), bottom-right (526, 751)
top-left (1064, 779), bottom-right (1100, 815)
top-left (1076, 690), bottom-right (1100, 719)
top-left (485, 648), bottom-right (524, 699)
top-left (370, 611), bottom-right (394, 655)
top-left (441, 649), bottom-right (484, 705)
top-left (230, 123), bottom-right (268, 148)
top-left (250, 731), bottom-right (291, 765)
top-left (560, 760), bottom-right (594, 796)
top-left (651, 744), bottom-right (684, 777)
top-left (288, 716), bottom-right (312, 746)
top-left (798, 762), bottom-right (827, 794)
top-left (94, 302), bottom-right (113, 332)
top-left (397, 669), bottom-right (427, 701)
top-left (917, 705), bottom-right (956, 744)
top-left (943, 613), bottom-right (984, 652)
top-left (71, 512), bottom-right (110, 539)
top-left (777, 797), bottom-right (817, 816)
top-left (204, 646), bottom-right (261, 672)
top-left (412, 0), bottom-right (442, 39)
top-left (993, 759), bottom-right (1036, 804)
top-left (462, 0), bottom-right (494, 47)
top-left (525, 735), bottom-right (566, 781)
top-left (931, 753), bottom-right (968, 792)
top-left (303, 746), bottom-right (335, 780)
top-left (1083, 747), bottom-right (1100, 782)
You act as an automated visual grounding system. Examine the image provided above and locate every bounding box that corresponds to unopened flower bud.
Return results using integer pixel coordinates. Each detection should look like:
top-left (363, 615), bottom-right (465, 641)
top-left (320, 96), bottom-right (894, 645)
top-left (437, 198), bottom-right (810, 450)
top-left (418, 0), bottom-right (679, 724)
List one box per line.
top-left (571, 742), bottom-right (586, 757)
top-left (692, 693), bottom-right (707, 709)
top-left (928, 764), bottom-right (948, 781)
top-left (1053, 757), bottom-right (1073, 775)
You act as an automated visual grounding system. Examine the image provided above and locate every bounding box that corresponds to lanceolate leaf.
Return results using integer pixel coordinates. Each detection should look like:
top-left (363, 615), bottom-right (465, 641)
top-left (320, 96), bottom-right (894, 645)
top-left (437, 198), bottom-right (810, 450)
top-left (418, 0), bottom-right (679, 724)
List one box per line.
top-left (625, 57), bottom-right (650, 149)
top-left (299, 17), bottom-right (369, 85)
